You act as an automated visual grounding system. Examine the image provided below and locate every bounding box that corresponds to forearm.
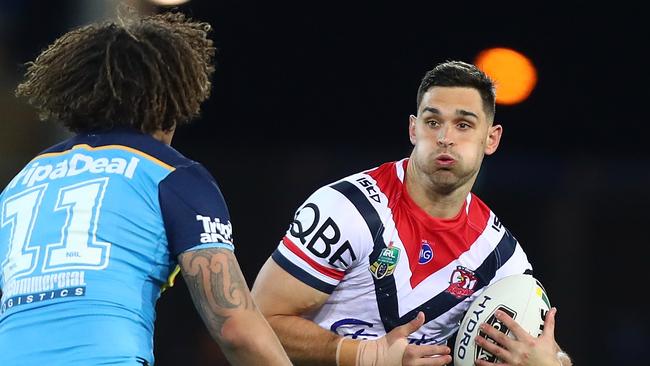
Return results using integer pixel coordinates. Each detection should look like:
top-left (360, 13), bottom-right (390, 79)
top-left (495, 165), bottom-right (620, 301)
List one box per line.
top-left (267, 314), bottom-right (348, 366)
top-left (267, 313), bottom-right (431, 366)
top-left (216, 308), bottom-right (293, 365)
top-left (179, 248), bottom-right (291, 365)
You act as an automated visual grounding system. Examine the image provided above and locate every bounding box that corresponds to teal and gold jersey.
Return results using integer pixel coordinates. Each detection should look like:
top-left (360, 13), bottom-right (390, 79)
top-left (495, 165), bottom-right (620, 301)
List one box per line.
top-left (0, 129), bottom-right (234, 365)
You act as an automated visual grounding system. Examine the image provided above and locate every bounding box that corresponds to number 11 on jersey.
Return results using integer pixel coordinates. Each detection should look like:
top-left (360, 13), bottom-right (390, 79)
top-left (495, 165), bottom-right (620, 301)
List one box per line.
top-left (2, 177), bottom-right (112, 282)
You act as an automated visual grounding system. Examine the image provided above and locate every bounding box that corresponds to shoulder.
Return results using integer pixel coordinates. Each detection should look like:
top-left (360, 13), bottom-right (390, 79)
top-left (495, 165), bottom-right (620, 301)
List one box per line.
top-left (467, 192), bottom-right (525, 251)
top-left (39, 128), bottom-right (199, 170)
top-left (467, 193), bottom-right (505, 231)
top-left (287, 161), bottom-right (399, 249)
top-left (275, 161), bottom-right (402, 286)
top-left (468, 192), bottom-right (533, 273)
top-left (302, 160), bottom-right (398, 216)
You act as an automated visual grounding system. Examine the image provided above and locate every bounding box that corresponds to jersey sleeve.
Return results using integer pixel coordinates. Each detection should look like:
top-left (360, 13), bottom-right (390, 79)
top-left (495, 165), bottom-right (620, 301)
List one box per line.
top-left (466, 196), bottom-right (534, 285)
top-left (493, 228), bottom-right (533, 278)
top-left (271, 184), bottom-right (370, 294)
top-left (158, 163), bottom-right (234, 257)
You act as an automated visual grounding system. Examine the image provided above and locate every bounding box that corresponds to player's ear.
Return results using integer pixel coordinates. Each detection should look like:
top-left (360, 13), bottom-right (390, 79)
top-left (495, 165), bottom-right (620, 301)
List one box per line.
top-left (485, 123), bottom-right (502, 155)
top-left (409, 115), bottom-right (417, 145)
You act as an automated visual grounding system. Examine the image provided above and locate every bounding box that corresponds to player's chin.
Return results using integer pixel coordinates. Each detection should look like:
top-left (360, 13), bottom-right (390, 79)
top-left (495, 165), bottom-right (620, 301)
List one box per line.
top-left (430, 171), bottom-right (461, 190)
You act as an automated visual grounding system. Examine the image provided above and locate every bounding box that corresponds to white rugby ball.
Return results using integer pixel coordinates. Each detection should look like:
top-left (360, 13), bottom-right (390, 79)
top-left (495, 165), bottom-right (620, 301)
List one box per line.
top-left (453, 274), bottom-right (551, 366)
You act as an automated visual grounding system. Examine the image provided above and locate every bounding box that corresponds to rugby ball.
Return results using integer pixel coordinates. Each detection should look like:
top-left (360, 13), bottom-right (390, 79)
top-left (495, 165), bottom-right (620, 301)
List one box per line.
top-left (453, 274), bottom-right (551, 366)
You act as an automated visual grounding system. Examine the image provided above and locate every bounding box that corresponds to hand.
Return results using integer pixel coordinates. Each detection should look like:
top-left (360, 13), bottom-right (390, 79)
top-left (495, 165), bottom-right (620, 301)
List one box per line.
top-left (352, 311), bottom-right (452, 366)
top-left (474, 307), bottom-right (568, 366)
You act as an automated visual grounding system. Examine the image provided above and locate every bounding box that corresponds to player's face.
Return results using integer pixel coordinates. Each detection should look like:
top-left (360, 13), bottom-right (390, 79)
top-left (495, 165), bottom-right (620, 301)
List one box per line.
top-left (408, 86), bottom-right (502, 193)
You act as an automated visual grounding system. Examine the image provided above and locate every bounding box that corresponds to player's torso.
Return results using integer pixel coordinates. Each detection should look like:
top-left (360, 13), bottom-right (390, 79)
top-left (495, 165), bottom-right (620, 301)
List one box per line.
top-left (0, 131), bottom-right (179, 365)
top-left (286, 160), bottom-right (531, 345)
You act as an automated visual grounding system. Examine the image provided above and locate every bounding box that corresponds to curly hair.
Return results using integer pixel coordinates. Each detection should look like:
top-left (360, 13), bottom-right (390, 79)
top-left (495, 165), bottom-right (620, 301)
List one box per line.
top-left (15, 8), bottom-right (215, 134)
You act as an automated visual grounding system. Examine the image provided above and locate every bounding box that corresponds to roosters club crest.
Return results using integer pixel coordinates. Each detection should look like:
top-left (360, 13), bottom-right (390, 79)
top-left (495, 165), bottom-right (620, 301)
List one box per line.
top-left (446, 266), bottom-right (478, 298)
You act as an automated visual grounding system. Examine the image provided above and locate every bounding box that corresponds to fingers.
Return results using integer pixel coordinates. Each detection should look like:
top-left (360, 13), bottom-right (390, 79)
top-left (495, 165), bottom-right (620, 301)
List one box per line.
top-left (384, 312), bottom-right (454, 365)
top-left (474, 359), bottom-right (500, 366)
top-left (391, 311), bottom-right (425, 338)
top-left (492, 309), bottom-right (528, 341)
top-left (474, 308), bottom-right (561, 366)
top-left (474, 310), bottom-right (519, 364)
top-left (541, 307), bottom-right (557, 341)
top-left (476, 319), bottom-right (515, 352)
top-left (402, 344), bottom-right (452, 366)
top-left (474, 330), bottom-right (512, 365)
top-left (404, 344), bottom-right (451, 358)
top-left (408, 355), bottom-right (453, 366)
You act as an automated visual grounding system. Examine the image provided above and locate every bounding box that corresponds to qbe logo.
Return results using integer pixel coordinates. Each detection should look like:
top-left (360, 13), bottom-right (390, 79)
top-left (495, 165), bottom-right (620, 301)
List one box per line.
top-left (196, 215), bottom-right (233, 244)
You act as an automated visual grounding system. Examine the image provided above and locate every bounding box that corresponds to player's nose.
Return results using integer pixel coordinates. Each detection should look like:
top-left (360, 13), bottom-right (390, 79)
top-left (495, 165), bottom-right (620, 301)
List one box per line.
top-left (436, 125), bottom-right (454, 146)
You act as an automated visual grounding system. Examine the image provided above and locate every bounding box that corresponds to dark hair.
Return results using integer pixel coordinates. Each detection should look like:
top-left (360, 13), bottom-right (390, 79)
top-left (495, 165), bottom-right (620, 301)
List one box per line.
top-left (15, 8), bottom-right (215, 134)
top-left (416, 60), bottom-right (496, 122)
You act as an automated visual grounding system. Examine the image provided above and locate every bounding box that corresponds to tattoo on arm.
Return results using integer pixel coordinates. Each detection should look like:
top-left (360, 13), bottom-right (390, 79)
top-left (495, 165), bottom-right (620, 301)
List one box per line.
top-left (179, 248), bottom-right (254, 337)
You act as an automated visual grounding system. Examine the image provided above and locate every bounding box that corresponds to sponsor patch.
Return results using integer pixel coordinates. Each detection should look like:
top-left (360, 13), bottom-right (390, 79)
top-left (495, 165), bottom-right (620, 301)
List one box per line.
top-left (196, 215), bottom-right (233, 244)
top-left (418, 241), bottom-right (433, 264)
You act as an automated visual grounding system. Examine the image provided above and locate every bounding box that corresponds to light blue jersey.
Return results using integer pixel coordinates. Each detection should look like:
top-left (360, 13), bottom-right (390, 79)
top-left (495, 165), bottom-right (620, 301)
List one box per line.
top-left (0, 129), bottom-right (234, 365)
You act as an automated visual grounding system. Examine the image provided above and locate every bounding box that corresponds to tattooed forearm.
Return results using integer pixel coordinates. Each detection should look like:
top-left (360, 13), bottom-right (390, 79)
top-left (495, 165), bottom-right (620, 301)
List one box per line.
top-left (179, 248), bottom-right (254, 337)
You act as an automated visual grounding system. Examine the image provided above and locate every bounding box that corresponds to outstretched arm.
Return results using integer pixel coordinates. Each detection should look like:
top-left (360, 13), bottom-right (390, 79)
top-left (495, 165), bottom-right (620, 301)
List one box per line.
top-left (178, 247), bottom-right (292, 366)
top-left (251, 257), bottom-right (340, 365)
top-left (251, 257), bottom-right (451, 366)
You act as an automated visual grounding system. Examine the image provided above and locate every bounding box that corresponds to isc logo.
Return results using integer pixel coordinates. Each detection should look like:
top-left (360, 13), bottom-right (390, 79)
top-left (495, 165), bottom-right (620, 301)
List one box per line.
top-left (355, 177), bottom-right (381, 203)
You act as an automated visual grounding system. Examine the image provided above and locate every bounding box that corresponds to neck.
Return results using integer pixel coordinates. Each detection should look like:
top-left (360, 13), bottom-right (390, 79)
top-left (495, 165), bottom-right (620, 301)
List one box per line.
top-left (151, 128), bottom-right (175, 145)
top-left (404, 160), bottom-right (476, 219)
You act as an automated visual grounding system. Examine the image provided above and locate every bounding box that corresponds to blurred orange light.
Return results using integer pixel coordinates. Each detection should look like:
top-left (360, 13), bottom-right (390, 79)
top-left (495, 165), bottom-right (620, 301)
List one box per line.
top-left (475, 47), bottom-right (537, 105)
top-left (147, 0), bottom-right (190, 6)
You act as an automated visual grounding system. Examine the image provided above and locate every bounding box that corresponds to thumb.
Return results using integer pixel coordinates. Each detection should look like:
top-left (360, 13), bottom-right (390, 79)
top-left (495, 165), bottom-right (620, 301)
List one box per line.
top-left (541, 307), bottom-right (557, 340)
top-left (389, 311), bottom-right (425, 339)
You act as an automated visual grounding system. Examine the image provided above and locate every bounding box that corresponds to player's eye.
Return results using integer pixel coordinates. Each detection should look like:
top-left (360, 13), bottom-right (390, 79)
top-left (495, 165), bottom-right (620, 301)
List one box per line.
top-left (426, 120), bottom-right (440, 128)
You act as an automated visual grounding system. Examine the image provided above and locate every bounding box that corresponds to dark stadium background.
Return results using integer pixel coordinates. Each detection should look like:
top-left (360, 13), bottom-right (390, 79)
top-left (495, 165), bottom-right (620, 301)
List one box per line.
top-left (1, 1), bottom-right (647, 365)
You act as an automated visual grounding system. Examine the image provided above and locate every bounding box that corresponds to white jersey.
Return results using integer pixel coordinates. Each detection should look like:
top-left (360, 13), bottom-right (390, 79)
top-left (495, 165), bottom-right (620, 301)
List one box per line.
top-left (272, 159), bottom-right (532, 345)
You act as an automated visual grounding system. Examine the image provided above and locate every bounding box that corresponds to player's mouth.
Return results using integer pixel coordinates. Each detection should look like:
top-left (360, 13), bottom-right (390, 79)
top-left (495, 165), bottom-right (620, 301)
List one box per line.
top-left (435, 153), bottom-right (456, 167)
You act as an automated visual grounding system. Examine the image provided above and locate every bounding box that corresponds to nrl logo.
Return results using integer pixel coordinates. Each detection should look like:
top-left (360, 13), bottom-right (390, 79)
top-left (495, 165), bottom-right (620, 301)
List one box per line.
top-left (369, 244), bottom-right (400, 280)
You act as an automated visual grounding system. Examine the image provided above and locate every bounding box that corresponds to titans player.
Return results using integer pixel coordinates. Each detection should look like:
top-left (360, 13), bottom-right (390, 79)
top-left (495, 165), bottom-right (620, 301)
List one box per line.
top-left (0, 8), bottom-right (290, 366)
top-left (252, 61), bottom-right (572, 366)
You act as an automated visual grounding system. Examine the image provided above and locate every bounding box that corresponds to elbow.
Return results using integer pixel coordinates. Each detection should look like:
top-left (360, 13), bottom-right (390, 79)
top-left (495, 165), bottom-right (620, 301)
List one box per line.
top-left (211, 314), bottom-right (251, 348)
top-left (210, 311), bottom-right (274, 353)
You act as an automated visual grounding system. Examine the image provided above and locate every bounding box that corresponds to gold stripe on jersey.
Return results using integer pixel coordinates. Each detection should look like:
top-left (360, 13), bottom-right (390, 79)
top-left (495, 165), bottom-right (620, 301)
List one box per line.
top-left (33, 144), bottom-right (175, 171)
top-left (161, 265), bottom-right (181, 293)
